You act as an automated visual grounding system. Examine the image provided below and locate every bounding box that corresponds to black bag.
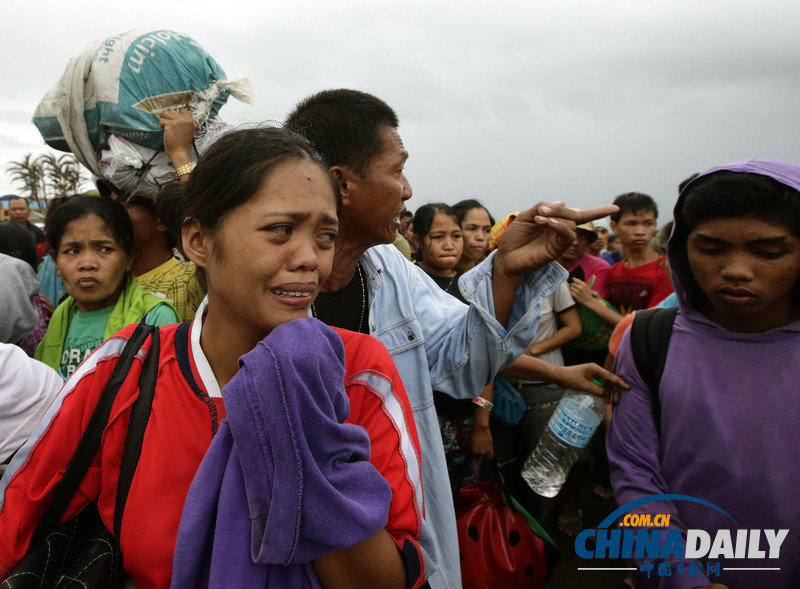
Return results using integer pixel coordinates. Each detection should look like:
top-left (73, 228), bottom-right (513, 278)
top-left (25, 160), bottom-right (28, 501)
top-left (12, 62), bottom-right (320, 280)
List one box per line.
top-left (2, 324), bottom-right (159, 589)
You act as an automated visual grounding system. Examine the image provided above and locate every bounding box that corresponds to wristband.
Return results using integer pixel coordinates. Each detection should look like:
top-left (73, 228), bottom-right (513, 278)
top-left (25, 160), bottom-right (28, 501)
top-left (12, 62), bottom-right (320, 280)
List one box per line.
top-left (175, 162), bottom-right (196, 179)
top-left (472, 397), bottom-right (494, 412)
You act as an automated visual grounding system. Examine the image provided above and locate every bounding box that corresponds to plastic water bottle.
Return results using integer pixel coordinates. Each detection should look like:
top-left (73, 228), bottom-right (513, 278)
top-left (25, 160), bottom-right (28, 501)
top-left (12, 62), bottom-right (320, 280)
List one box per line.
top-left (522, 388), bottom-right (606, 498)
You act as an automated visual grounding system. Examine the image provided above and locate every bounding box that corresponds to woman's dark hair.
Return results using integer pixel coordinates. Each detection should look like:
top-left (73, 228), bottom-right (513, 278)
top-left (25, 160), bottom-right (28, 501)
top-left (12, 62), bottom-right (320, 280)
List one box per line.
top-left (452, 199), bottom-right (496, 227)
top-left (155, 126), bottom-right (340, 283)
top-left (675, 171), bottom-right (800, 241)
top-left (0, 221), bottom-right (37, 270)
top-left (47, 195), bottom-right (136, 259)
top-left (412, 203), bottom-right (460, 262)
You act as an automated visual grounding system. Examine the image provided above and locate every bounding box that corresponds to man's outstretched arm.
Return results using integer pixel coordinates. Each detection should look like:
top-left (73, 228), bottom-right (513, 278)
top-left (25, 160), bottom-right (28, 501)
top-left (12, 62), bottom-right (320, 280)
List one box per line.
top-left (491, 203), bottom-right (619, 327)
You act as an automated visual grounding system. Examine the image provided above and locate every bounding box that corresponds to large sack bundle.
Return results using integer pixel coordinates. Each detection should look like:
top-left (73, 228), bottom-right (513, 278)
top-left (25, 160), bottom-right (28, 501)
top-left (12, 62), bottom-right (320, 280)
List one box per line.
top-left (32, 29), bottom-right (253, 192)
top-left (98, 118), bottom-right (233, 199)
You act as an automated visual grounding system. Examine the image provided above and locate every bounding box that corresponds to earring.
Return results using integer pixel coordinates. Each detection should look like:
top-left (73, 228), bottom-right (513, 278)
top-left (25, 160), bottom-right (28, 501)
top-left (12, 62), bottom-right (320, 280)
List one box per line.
top-left (56, 270), bottom-right (61, 276)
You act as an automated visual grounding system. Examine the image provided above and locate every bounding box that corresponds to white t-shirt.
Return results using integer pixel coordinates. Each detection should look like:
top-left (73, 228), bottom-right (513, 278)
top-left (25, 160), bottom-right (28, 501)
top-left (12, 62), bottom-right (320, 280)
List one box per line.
top-left (0, 343), bottom-right (63, 463)
top-left (524, 281), bottom-right (575, 382)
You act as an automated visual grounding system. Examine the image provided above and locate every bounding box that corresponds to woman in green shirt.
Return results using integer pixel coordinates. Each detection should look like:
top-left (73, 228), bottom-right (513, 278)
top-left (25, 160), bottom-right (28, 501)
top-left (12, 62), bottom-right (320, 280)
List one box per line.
top-left (35, 195), bottom-right (179, 378)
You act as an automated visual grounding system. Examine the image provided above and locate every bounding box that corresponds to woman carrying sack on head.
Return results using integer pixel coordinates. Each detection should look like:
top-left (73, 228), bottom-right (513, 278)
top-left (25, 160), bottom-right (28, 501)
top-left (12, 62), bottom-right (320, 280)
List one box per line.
top-left (0, 127), bottom-right (426, 589)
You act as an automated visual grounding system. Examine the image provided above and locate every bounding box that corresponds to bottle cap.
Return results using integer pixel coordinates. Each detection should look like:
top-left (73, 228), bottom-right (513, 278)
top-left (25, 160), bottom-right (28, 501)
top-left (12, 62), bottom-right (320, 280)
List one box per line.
top-left (592, 377), bottom-right (606, 388)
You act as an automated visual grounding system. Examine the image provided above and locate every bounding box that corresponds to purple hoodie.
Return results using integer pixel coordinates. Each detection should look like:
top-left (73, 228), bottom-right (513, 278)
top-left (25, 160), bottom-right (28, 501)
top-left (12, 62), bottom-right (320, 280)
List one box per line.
top-left (607, 159), bottom-right (800, 588)
top-left (171, 319), bottom-right (392, 589)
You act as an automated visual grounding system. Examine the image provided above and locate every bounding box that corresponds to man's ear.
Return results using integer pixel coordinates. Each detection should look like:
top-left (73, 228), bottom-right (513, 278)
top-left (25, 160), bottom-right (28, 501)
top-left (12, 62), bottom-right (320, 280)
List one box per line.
top-left (610, 220), bottom-right (618, 234)
top-left (182, 220), bottom-right (211, 269)
top-left (330, 166), bottom-right (359, 208)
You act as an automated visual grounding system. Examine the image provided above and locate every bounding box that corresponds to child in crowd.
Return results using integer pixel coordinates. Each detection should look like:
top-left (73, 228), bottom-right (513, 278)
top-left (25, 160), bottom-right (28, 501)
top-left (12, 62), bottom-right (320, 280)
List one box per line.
top-left (401, 209), bottom-right (418, 257)
top-left (602, 233), bottom-right (623, 264)
top-left (34, 195), bottom-right (180, 378)
top-left (36, 196), bottom-right (70, 306)
top-left (0, 127), bottom-right (426, 589)
top-left (453, 199), bottom-right (494, 272)
top-left (107, 189), bottom-right (205, 321)
top-left (605, 192), bottom-right (673, 314)
top-left (392, 209), bottom-right (414, 260)
top-left (587, 217), bottom-right (610, 257)
top-left (605, 221), bottom-right (678, 369)
top-left (558, 219), bottom-right (617, 365)
top-left (608, 159), bottom-right (800, 588)
top-left (560, 219), bottom-right (611, 300)
top-left (97, 109), bottom-right (205, 321)
top-left (413, 203), bottom-right (493, 489)
top-left (413, 203), bottom-right (464, 297)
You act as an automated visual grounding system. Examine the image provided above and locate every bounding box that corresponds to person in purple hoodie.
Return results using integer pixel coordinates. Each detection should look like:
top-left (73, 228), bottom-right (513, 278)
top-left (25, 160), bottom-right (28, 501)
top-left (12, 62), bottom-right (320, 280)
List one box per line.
top-left (607, 159), bottom-right (800, 588)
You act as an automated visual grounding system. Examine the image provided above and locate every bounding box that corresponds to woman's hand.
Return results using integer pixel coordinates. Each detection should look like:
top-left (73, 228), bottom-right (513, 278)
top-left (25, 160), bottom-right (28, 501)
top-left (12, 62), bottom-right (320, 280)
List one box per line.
top-left (470, 423), bottom-right (494, 459)
top-left (159, 108), bottom-right (197, 172)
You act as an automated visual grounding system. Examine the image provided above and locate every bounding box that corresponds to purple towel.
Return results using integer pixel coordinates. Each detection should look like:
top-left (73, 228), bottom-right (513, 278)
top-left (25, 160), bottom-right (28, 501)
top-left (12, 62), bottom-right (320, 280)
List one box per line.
top-left (171, 319), bottom-right (392, 588)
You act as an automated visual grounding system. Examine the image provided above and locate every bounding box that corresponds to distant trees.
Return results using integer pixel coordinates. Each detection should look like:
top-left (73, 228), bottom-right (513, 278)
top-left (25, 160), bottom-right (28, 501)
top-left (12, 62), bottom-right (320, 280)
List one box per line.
top-left (6, 153), bottom-right (88, 208)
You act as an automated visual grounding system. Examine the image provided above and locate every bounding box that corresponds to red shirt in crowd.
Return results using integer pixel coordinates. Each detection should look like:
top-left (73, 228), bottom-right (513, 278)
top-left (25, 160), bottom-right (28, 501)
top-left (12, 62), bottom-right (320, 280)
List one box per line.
top-left (606, 256), bottom-right (673, 315)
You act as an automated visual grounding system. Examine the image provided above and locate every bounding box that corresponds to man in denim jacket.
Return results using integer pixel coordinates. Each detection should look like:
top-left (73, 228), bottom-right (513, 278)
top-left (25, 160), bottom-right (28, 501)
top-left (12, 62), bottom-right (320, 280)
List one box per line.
top-left (287, 89), bottom-right (616, 589)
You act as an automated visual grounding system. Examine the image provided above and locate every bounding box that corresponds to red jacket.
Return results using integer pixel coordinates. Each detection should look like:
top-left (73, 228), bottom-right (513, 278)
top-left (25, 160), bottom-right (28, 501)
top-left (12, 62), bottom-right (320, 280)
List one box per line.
top-left (0, 320), bottom-right (425, 589)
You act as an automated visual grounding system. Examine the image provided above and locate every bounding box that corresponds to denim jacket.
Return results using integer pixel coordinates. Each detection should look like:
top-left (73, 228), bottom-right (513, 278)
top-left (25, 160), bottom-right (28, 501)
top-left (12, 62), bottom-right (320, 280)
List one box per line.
top-left (359, 244), bottom-right (566, 589)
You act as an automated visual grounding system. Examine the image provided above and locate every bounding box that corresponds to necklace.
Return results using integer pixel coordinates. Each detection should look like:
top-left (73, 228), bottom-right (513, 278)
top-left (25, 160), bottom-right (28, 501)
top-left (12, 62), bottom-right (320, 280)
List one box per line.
top-left (444, 271), bottom-right (457, 292)
top-left (355, 264), bottom-right (366, 332)
top-left (311, 264), bottom-right (366, 333)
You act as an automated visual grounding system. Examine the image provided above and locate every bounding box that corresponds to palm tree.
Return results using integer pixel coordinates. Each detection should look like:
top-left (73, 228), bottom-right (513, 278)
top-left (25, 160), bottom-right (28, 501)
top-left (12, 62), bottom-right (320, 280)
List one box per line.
top-left (38, 154), bottom-right (67, 198)
top-left (6, 153), bottom-right (89, 206)
top-left (6, 154), bottom-right (46, 208)
top-left (39, 153), bottom-right (87, 197)
top-left (61, 155), bottom-right (87, 194)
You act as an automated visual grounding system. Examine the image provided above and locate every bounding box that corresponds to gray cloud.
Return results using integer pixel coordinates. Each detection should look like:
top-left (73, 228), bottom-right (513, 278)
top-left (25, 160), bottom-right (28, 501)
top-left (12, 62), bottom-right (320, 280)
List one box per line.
top-left (3, 0), bottom-right (800, 222)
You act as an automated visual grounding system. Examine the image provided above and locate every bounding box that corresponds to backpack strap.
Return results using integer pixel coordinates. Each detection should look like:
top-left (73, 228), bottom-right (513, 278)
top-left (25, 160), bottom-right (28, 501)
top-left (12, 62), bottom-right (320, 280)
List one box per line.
top-left (630, 307), bottom-right (679, 437)
top-left (30, 323), bottom-right (155, 547)
top-left (112, 327), bottom-right (160, 585)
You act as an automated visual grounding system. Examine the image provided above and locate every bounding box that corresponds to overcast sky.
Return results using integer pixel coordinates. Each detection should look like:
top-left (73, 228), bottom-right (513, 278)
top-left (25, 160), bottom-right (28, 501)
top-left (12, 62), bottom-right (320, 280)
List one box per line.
top-left (4, 0), bottom-right (800, 223)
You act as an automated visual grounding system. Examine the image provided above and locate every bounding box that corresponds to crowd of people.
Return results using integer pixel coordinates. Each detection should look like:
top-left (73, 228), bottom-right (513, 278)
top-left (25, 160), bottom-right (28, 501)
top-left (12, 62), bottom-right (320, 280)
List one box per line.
top-left (0, 86), bottom-right (798, 589)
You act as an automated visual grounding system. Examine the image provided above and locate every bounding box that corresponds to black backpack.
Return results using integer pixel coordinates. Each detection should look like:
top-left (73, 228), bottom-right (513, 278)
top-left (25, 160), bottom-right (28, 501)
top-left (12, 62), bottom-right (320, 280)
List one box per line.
top-left (630, 307), bottom-right (679, 437)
